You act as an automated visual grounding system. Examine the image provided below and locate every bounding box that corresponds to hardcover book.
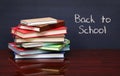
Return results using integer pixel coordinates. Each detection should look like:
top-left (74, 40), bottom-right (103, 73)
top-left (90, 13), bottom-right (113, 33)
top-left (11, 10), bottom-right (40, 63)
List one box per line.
top-left (9, 57), bottom-right (67, 64)
top-left (20, 17), bottom-right (57, 26)
top-left (19, 42), bottom-right (63, 48)
top-left (18, 20), bottom-right (65, 32)
top-left (11, 26), bottom-right (67, 38)
top-left (37, 39), bottom-right (70, 51)
top-left (15, 35), bottom-right (65, 43)
top-left (8, 43), bottom-right (70, 55)
top-left (14, 52), bottom-right (65, 59)
top-left (8, 43), bottom-right (49, 55)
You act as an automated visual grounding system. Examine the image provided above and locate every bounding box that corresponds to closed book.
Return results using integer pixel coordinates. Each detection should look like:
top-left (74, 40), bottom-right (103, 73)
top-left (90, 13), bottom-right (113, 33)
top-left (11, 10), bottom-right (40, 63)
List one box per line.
top-left (37, 39), bottom-right (70, 51)
top-left (18, 20), bottom-right (65, 32)
top-left (14, 52), bottom-right (65, 59)
top-left (8, 43), bottom-right (70, 55)
top-left (8, 43), bottom-right (49, 55)
top-left (11, 26), bottom-right (67, 38)
top-left (20, 17), bottom-right (57, 26)
top-left (20, 42), bottom-right (70, 50)
top-left (15, 34), bottom-right (65, 43)
top-left (19, 42), bottom-right (63, 48)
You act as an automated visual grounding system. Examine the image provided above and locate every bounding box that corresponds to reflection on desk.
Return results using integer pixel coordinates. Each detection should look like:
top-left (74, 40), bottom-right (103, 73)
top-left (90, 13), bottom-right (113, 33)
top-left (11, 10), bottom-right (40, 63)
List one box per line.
top-left (9, 58), bottom-right (69, 76)
top-left (1, 49), bottom-right (120, 76)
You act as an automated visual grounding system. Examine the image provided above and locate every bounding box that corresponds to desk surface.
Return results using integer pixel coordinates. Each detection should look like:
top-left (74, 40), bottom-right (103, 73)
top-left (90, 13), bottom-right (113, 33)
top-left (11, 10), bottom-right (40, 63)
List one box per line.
top-left (0, 49), bottom-right (120, 76)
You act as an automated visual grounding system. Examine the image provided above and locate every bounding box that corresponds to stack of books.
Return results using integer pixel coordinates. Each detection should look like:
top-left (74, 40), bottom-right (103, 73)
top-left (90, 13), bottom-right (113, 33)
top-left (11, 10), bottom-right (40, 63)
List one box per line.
top-left (8, 17), bottom-right (70, 59)
top-left (8, 17), bottom-right (70, 75)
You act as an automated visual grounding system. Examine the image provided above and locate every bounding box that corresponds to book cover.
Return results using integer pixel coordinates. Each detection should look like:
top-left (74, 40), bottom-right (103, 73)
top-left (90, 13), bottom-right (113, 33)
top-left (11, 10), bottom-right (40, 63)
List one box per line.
top-left (15, 35), bottom-right (65, 43)
top-left (8, 43), bottom-right (50, 55)
top-left (37, 39), bottom-right (70, 51)
top-left (19, 42), bottom-right (63, 48)
top-left (8, 43), bottom-right (70, 55)
top-left (18, 20), bottom-right (65, 32)
top-left (11, 26), bottom-right (67, 38)
top-left (20, 17), bottom-right (57, 26)
top-left (14, 52), bottom-right (65, 59)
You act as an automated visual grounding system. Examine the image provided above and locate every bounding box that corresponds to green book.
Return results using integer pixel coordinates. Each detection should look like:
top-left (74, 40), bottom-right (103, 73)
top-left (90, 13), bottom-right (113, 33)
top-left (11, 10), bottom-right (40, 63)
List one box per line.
top-left (37, 39), bottom-right (70, 51)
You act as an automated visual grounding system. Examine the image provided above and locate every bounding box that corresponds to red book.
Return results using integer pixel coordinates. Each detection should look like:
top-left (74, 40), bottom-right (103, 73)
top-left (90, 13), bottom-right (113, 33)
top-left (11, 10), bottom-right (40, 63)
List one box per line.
top-left (18, 20), bottom-right (65, 32)
top-left (11, 26), bottom-right (67, 38)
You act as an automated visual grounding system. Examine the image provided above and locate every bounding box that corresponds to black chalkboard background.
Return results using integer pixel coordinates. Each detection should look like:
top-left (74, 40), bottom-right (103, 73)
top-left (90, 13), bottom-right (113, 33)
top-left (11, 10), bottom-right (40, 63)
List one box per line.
top-left (0, 0), bottom-right (120, 49)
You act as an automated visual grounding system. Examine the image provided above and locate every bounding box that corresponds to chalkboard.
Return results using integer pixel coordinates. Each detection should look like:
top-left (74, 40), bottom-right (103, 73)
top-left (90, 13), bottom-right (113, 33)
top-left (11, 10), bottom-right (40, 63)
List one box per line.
top-left (0, 0), bottom-right (120, 49)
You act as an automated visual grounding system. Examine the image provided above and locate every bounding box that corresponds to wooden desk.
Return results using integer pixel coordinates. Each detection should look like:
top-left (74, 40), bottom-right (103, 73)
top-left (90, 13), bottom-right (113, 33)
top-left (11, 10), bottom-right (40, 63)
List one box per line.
top-left (0, 49), bottom-right (120, 76)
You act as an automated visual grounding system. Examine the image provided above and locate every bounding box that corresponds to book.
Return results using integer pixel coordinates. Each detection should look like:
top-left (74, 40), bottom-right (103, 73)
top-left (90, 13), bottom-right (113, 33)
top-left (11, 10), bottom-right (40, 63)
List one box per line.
top-left (18, 20), bottom-right (65, 32)
top-left (20, 17), bottom-right (57, 26)
top-left (20, 42), bottom-right (47, 48)
top-left (19, 42), bottom-right (63, 48)
top-left (14, 52), bottom-right (65, 59)
top-left (11, 26), bottom-right (67, 38)
top-left (15, 35), bottom-right (65, 43)
top-left (8, 43), bottom-right (49, 55)
top-left (8, 43), bottom-right (70, 55)
top-left (16, 41), bottom-right (70, 50)
top-left (9, 57), bottom-right (67, 65)
top-left (19, 42), bottom-right (64, 48)
top-left (37, 39), bottom-right (70, 51)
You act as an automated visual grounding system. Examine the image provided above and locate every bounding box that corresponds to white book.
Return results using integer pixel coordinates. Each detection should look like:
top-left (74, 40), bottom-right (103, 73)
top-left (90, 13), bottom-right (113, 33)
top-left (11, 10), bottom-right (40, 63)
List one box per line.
top-left (20, 17), bottom-right (57, 26)
top-left (15, 53), bottom-right (64, 59)
top-left (15, 37), bottom-right (65, 43)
